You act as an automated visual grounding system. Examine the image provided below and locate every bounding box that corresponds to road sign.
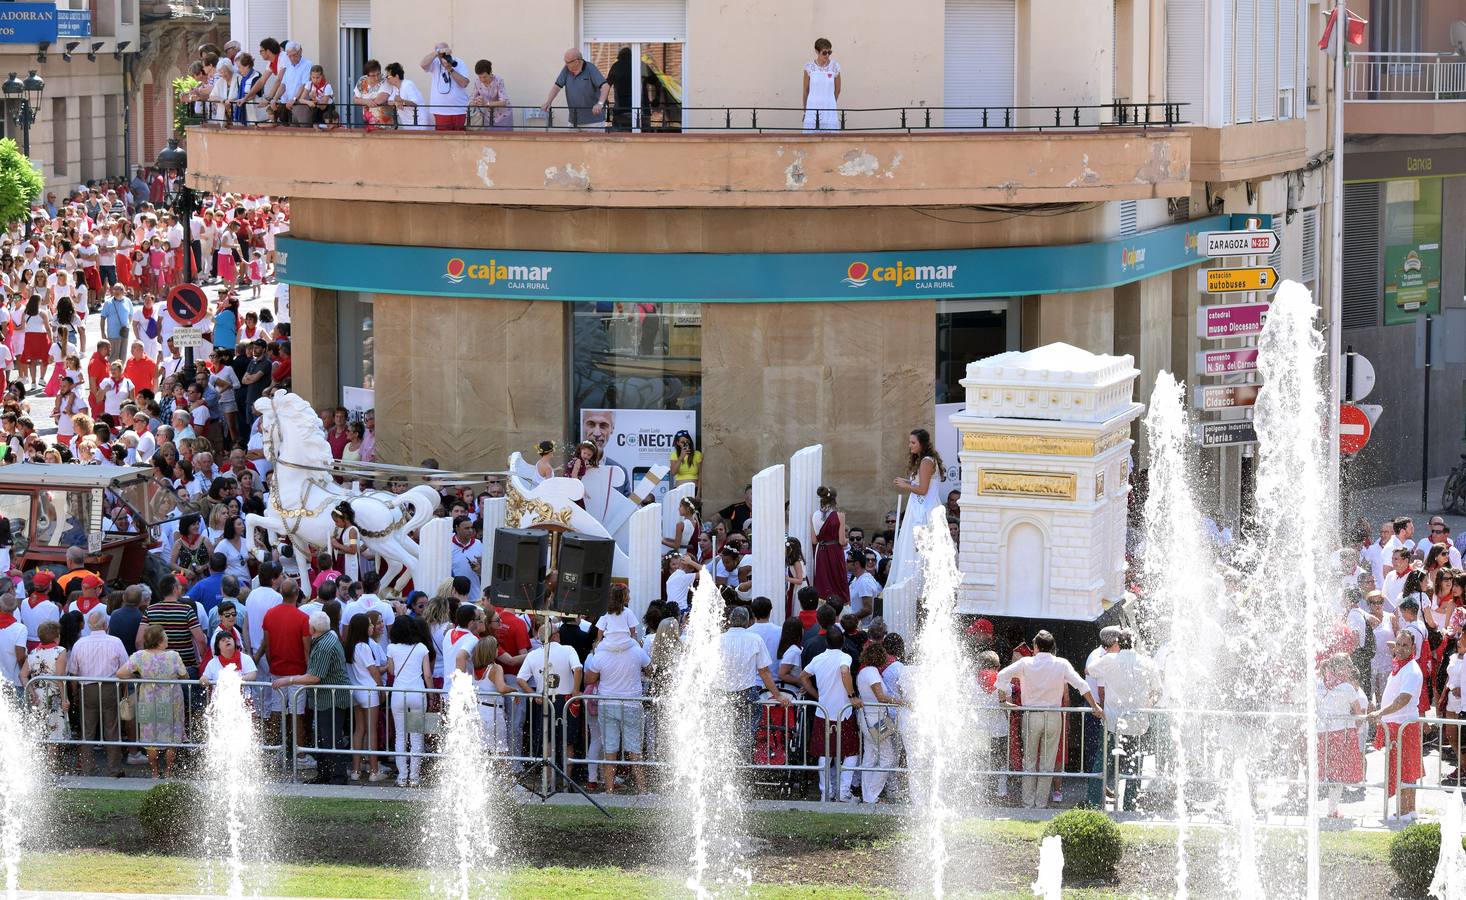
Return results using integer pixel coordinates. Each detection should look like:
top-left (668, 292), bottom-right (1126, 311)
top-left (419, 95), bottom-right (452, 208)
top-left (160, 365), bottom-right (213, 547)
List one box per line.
top-left (1359, 403), bottom-right (1383, 430)
top-left (1197, 303), bottom-right (1270, 339)
top-left (1202, 230), bottom-right (1280, 258)
top-left (1195, 421), bottom-right (1258, 447)
top-left (1194, 383), bottom-right (1261, 411)
top-left (170, 325), bottom-right (206, 348)
top-left (1347, 352), bottom-right (1376, 402)
top-left (166, 283), bottom-right (208, 326)
top-left (1340, 403), bottom-right (1372, 455)
top-left (1199, 266), bottom-right (1281, 294)
top-left (1197, 348), bottom-right (1259, 375)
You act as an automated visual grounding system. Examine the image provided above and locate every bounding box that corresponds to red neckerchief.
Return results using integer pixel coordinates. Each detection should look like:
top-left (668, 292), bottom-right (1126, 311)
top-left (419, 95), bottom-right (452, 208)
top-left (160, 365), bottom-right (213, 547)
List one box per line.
top-left (73, 596), bottom-right (101, 615)
top-left (36, 642), bottom-right (57, 650)
top-left (0, 613), bottom-right (15, 629)
top-left (1391, 655), bottom-right (1412, 676)
top-left (215, 650), bottom-right (243, 671)
top-left (27, 593), bottom-right (50, 609)
top-left (449, 628), bottom-right (470, 644)
top-left (451, 536), bottom-right (474, 550)
top-left (474, 665), bottom-right (491, 680)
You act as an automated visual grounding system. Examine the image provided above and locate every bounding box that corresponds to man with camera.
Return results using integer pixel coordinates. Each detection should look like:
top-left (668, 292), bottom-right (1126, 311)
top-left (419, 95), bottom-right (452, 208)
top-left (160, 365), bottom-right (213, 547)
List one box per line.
top-left (420, 42), bottom-right (471, 131)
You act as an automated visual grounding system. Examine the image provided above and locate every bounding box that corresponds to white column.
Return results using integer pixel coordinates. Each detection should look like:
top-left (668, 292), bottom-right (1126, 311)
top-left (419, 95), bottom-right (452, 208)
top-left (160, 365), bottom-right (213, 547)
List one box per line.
top-left (481, 496), bottom-right (506, 536)
top-left (628, 502), bottom-right (662, 623)
top-left (882, 576), bottom-right (917, 643)
top-left (785, 444), bottom-right (823, 611)
top-left (662, 482), bottom-right (695, 541)
top-left (751, 464), bottom-right (786, 612)
top-left (415, 517), bottom-right (454, 592)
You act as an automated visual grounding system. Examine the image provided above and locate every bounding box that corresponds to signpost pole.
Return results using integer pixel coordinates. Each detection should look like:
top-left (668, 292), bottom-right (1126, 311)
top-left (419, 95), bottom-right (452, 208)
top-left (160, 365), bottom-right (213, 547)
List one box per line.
top-left (1423, 314), bottom-right (1432, 511)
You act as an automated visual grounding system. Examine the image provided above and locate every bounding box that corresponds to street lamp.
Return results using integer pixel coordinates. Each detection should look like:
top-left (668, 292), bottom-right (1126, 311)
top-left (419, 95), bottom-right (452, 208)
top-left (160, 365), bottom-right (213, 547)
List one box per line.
top-left (3, 70), bottom-right (43, 237)
top-left (155, 138), bottom-right (199, 382)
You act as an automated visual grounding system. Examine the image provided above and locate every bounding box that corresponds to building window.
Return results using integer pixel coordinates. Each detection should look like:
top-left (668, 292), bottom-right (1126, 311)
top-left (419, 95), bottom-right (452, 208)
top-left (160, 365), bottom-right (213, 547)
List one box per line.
top-left (936, 298), bottom-right (1018, 404)
top-left (336, 292), bottom-right (374, 390)
top-left (1382, 178), bottom-right (1441, 326)
top-left (570, 301), bottom-right (700, 491)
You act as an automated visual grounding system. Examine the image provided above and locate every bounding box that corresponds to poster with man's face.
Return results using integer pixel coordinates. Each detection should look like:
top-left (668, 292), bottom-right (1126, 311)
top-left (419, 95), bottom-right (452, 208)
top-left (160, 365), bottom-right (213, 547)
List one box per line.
top-left (580, 408), bottom-right (697, 500)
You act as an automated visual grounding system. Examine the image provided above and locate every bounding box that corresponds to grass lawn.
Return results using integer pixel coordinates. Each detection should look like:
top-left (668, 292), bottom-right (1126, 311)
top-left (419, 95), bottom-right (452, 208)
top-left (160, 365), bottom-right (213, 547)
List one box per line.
top-left (32, 788), bottom-right (1401, 898)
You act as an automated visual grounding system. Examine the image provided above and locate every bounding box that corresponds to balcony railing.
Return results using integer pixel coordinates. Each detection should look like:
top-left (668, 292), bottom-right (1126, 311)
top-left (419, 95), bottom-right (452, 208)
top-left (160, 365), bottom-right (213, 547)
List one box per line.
top-left (1345, 51), bottom-right (1466, 101)
top-left (180, 99), bottom-right (1184, 134)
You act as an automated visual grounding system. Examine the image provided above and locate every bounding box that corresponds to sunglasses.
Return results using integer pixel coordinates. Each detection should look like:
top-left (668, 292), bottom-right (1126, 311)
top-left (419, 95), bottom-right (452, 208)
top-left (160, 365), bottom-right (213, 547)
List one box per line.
top-left (819, 49), bottom-right (832, 56)
top-left (1432, 528), bottom-right (1447, 534)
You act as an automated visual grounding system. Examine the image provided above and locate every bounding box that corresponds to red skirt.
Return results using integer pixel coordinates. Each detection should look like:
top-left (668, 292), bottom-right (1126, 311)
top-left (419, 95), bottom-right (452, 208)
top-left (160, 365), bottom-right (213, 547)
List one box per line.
top-left (815, 714), bottom-right (859, 759)
top-left (1319, 728), bottom-right (1363, 784)
top-left (19, 332), bottom-right (47, 362)
top-left (82, 266), bottom-right (102, 293)
top-left (1374, 720), bottom-right (1423, 797)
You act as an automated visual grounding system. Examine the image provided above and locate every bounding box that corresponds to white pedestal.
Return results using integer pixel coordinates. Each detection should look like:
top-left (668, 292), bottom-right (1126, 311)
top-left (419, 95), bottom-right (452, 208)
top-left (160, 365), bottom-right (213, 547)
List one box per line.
top-left (751, 464), bottom-right (786, 608)
top-left (628, 502), bottom-right (662, 623)
top-left (415, 517), bottom-right (454, 594)
top-left (785, 445), bottom-right (823, 622)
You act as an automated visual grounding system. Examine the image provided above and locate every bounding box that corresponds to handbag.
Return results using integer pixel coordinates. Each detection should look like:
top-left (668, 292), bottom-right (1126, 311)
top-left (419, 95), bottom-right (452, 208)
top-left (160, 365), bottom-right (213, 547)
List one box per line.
top-left (404, 708), bottom-right (441, 734)
top-left (119, 695), bottom-right (135, 722)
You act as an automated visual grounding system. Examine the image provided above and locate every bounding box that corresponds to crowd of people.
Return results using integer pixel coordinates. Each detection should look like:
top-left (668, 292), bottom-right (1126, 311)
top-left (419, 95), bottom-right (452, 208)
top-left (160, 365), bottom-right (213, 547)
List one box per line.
top-left (181, 35), bottom-right (846, 133)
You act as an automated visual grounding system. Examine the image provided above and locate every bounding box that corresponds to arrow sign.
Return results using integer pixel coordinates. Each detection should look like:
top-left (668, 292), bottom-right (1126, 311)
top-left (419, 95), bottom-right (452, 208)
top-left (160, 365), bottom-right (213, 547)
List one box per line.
top-left (1195, 421), bottom-right (1258, 447)
top-left (1340, 403), bottom-right (1372, 455)
top-left (1199, 266), bottom-right (1281, 294)
top-left (1197, 348), bottom-right (1260, 375)
top-left (1202, 230), bottom-right (1281, 258)
top-left (1194, 383), bottom-right (1261, 411)
top-left (1197, 303), bottom-right (1270, 339)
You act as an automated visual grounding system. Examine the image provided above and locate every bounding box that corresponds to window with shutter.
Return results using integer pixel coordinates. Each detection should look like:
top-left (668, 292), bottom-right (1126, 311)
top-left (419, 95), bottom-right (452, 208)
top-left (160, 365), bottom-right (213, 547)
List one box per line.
top-left (236, 0), bottom-right (289, 54)
top-left (1119, 201), bottom-right (1138, 236)
top-left (1256, 0), bottom-right (1278, 120)
top-left (1166, 0), bottom-right (1207, 124)
top-left (1222, 0), bottom-right (1235, 123)
top-left (1342, 184), bottom-right (1382, 329)
top-left (583, 0), bottom-right (686, 43)
top-left (1301, 208), bottom-right (1319, 284)
top-left (944, 0), bottom-right (1016, 127)
top-left (1233, 0), bottom-right (1256, 123)
top-left (338, 0), bottom-right (370, 29)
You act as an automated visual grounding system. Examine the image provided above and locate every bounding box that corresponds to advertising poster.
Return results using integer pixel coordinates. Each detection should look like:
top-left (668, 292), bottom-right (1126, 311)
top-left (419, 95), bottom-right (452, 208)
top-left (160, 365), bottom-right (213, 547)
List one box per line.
top-left (935, 402), bottom-right (963, 504)
top-left (342, 386), bottom-right (375, 423)
top-left (579, 408), bottom-right (697, 500)
top-left (1383, 178), bottom-right (1443, 326)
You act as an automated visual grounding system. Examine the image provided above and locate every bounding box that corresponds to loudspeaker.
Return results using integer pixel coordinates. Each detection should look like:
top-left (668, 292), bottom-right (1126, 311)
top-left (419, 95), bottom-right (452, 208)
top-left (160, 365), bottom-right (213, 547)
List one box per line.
top-left (554, 531), bottom-right (615, 619)
top-left (489, 527), bottom-right (547, 608)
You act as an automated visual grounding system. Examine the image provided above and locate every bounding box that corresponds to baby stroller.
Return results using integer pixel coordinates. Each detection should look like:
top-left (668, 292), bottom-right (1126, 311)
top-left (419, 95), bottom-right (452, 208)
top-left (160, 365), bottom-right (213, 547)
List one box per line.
top-left (751, 688), bottom-right (803, 797)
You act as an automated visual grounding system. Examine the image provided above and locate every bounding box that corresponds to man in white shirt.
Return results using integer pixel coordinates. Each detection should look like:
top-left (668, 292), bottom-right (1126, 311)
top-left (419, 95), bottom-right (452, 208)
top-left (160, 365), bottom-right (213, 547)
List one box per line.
top-left (0, 593), bottom-right (28, 689)
top-left (1423, 517), bottom-right (1463, 569)
top-left (584, 632), bottom-right (651, 795)
top-left (1080, 626), bottom-right (1121, 808)
top-left (995, 631), bottom-right (1103, 809)
top-left (419, 42), bottom-right (471, 130)
top-left (664, 556), bottom-right (697, 613)
top-left (516, 623), bottom-right (584, 773)
top-left (270, 41), bottom-right (314, 117)
top-left (800, 623), bottom-right (858, 801)
top-left (719, 606), bottom-right (790, 748)
top-left (747, 596), bottom-right (781, 663)
top-left (1369, 629), bottom-right (1424, 821)
top-left (245, 562), bottom-right (284, 712)
top-left (1382, 548), bottom-right (1413, 611)
top-left (340, 570), bottom-right (395, 651)
top-left (1085, 629), bottom-right (1161, 811)
top-left (846, 552), bottom-right (881, 623)
top-left (449, 516), bottom-right (483, 603)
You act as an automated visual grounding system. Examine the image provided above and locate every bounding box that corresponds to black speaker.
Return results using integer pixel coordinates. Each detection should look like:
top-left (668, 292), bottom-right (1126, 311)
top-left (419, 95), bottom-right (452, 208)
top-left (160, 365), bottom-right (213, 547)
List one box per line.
top-left (489, 527), bottom-right (547, 608)
top-left (554, 531), bottom-right (615, 619)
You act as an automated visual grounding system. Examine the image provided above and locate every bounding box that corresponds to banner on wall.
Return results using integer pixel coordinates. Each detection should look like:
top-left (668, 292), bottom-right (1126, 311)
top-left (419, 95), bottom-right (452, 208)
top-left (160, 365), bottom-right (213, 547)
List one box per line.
top-left (1384, 241), bottom-right (1441, 325)
top-left (342, 386), bottom-right (374, 423)
top-left (579, 408), bottom-right (697, 500)
top-left (936, 402), bottom-right (963, 504)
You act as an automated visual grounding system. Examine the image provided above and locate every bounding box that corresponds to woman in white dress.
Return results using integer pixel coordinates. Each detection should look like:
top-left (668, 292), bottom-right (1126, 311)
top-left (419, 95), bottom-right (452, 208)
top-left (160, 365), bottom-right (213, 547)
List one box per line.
top-left (889, 428), bottom-right (945, 585)
top-left (471, 635), bottom-right (513, 754)
top-left (801, 38), bottom-right (841, 132)
top-left (330, 502), bottom-right (363, 582)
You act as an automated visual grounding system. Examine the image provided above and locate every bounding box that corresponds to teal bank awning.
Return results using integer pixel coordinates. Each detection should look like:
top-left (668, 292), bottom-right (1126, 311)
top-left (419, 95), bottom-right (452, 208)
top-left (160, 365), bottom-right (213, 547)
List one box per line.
top-left (276, 214), bottom-right (1225, 303)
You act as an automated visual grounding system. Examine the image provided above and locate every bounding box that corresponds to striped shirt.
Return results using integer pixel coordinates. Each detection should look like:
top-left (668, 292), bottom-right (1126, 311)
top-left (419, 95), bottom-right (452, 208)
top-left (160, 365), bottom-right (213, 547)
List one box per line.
top-left (68, 631), bottom-right (129, 679)
top-left (142, 598), bottom-right (201, 668)
top-left (306, 631), bottom-right (352, 709)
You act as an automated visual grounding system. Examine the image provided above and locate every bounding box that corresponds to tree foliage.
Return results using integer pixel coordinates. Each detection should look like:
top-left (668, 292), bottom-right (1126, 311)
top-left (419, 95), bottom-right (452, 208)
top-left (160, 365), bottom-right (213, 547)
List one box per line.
top-left (0, 138), bottom-right (43, 226)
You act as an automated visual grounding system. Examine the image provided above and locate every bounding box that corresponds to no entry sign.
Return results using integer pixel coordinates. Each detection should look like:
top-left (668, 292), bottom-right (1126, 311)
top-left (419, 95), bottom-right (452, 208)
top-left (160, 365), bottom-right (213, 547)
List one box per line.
top-left (1340, 403), bottom-right (1371, 455)
top-left (167, 283), bottom-right (208, 327)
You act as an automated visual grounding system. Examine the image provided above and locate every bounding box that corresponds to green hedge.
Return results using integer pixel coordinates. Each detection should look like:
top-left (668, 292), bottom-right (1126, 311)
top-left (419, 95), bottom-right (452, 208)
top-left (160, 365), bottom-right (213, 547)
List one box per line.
top-left (1042, 808), bottom-right (1125, 880)
top-left (137, 782), bottom-right (201, 850)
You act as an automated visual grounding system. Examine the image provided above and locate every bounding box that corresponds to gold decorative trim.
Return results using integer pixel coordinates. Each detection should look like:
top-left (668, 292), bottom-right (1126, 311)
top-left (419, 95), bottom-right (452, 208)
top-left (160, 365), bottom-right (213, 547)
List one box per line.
top-left (962, 429), bottom-right (1128, 457)
top-left (504, 480), bottom-right (574, 529)
top-left (977, 469), bottom-right (1077, 501)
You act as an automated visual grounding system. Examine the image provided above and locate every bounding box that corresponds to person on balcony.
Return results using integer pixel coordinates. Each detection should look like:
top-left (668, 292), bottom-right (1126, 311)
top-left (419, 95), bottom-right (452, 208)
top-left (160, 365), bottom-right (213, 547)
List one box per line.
top-left (542, 48), bottom-right (609, 131)
top-left (802, 37), bottom-right (841, 132)
top-left (468, 59), bottom-right (513, 130)
top-left (385, 63), bottom-right (428, 131)
top-left (420, 42), bottom-right (471, 131)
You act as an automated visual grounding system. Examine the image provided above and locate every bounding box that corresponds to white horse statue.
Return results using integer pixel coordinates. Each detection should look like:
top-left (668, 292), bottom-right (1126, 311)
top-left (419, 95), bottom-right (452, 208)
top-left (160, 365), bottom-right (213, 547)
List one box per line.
top-left (504, 472), bottom-right (632, 579)
top-left (244, 392), bottom-right (440, 596)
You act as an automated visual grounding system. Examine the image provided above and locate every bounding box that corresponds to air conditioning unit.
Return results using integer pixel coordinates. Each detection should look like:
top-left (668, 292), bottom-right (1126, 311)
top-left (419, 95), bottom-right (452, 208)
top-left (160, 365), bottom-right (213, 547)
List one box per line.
top-left (1278, 88), bottom-right (1295, 119)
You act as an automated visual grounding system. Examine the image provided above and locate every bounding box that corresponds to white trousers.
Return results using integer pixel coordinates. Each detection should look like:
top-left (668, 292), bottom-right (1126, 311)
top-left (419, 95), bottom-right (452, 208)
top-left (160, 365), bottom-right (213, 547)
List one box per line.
top-left (1022, 710), bottom-right (1064, 808)
top-left (390, 692), bottom-right (425, 781)
top-left (860, 734), bottom-right (897, 804)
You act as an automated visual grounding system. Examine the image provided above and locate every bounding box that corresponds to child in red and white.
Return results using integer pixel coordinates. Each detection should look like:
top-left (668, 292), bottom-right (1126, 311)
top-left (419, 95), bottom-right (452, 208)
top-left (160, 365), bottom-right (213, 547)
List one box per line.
top-left (1317, 653), bottom-right (1364, 817)
top-left (976, 648), bottom-right (1011, 802)
top-left (247, 247), bottom-right (265, 299)
top-left (300, 65), bottom-right (334, 115)
top-left (146, 239), bottom-right (168, 295)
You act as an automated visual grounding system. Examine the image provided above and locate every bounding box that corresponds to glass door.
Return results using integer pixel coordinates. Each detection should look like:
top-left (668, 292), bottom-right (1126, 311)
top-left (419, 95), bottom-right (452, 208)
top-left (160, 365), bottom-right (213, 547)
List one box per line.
top-left (338, 27), bottom-right (369, 126)
top-left (586, 41), bottom-right (683, 133)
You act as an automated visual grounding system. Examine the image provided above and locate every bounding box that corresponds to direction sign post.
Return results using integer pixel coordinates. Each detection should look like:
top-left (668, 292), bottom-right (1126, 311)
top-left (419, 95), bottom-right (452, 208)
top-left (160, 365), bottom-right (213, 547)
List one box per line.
top-left (1195, 421), bottom-right (1258, 447)
top-left (1196, 303), bottom-right (1271, 340)
top-left (1196, 348), bottom-right (1260, 375)
top-left (1339, 403), bottom-right (1371, 455)
top-left (1202, 230), bottom-right (1281, 258)
top-left (1194, 383), bottom-right (1261, 411)
top-left (1198, 266), bottom-right (1281, 294)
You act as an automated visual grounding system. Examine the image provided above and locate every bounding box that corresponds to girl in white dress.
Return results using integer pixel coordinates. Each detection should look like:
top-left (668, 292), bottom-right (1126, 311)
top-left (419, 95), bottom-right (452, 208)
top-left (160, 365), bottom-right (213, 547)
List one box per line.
top-left (889, 428), bottom-right (945, 586)
top-left (801, 38), bottom-right (841, 132)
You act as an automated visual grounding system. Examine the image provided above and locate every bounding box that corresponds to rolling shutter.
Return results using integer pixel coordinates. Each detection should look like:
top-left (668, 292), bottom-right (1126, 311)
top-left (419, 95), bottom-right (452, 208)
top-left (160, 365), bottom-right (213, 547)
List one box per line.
top-left (1279, 0), bottom-right (1300, 117)
top-left (235, 0), bottom-right (289, 52)
top-left (1256, 0), bottom-right (1277, 120)
top-left (339, 0), bottom-right (370, 29)
top-left (944, 0), bottom-right (1016, 127)
top-left (1233, 0), bottom-right (1255, 123)
top-left (1166, 0), bottom-right (1207, 124)
top-left (1301, 207), bottom-right (1319, 284)
top-left (582, 0), bottom-right (686, 42)
top-left (1222, 0), bottom-right (1235, 123)
top-left (1342, 183), bottom-right (1382, 329)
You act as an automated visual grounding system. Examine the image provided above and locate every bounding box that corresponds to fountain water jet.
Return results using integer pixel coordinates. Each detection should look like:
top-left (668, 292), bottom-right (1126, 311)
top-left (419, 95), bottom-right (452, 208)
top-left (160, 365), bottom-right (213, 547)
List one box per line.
top-left (1030, 834), bottom-right (1064, 899)
top-left (666, 570), bottom-right (750, 897)
top-left (0, 688), bottom-right (36, 900)
top-left (430, 669), bottom-right (504, 900)
top-left (1433, 791), bottom-right (1466, 899)
top-left (201, 666), bottom-right (270, 899)
top-left (905, 506), bottom-right (980, 898)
